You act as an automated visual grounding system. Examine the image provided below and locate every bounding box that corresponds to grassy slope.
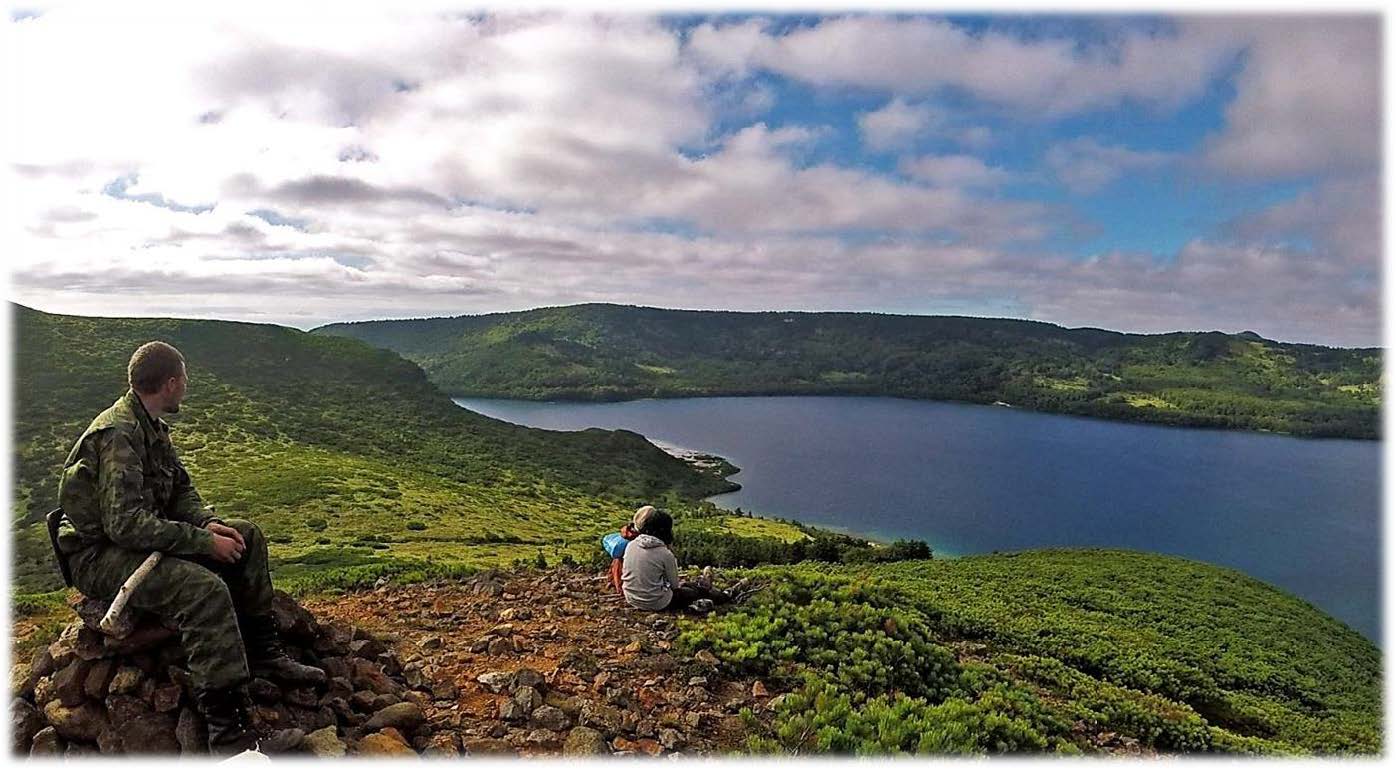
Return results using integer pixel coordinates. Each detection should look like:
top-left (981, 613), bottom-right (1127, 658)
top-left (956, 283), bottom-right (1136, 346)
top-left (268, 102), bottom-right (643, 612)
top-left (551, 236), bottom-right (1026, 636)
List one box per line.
top-left (11, 304), bottom-right (772, 594)
top-left (679, 549), bottom-right (1380, 755)
top-left (314, 304), bottom-right (1381, 438)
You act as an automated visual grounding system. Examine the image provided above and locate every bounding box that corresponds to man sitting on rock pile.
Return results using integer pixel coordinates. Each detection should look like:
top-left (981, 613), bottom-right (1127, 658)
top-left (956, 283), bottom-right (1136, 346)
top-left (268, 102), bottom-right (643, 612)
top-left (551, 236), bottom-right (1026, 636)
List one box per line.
top-left (54, 341), bottom-right (326, 754)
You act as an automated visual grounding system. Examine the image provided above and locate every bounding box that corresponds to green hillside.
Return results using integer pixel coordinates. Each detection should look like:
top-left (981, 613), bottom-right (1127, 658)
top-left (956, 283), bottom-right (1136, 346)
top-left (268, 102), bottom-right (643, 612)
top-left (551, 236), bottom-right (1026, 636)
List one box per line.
top-left (313, 304), bottom-right (1381, 439)
top-left (679, 550), bottom-right (1381, 755)
top-left (10, 304), bottom-right (756, 594)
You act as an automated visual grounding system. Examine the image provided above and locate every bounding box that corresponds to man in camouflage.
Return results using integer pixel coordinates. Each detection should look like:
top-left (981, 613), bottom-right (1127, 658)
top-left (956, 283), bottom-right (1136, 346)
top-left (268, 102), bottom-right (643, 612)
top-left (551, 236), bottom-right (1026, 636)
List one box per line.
top-left (55, 341), bottom-right (324, 754)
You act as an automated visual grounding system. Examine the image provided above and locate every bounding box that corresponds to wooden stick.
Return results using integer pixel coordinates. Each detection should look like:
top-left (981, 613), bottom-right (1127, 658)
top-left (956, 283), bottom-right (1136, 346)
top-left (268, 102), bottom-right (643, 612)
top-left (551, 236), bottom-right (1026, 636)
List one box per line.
top-left (99, 551), bottom-right (162, 635)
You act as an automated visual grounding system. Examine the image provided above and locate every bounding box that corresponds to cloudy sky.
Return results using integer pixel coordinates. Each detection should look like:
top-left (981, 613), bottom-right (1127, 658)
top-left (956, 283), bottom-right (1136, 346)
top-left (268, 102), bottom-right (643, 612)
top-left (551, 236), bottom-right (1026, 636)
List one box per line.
top-left (3, 6), bottom-right (1382, 346)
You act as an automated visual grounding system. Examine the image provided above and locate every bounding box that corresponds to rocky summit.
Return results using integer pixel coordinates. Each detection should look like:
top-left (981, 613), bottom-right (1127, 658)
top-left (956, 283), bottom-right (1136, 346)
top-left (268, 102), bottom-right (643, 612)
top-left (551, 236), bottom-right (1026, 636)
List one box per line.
top-left (301, 566), bottom-right (775, 757)
top-left (12, 567), bottom-right (777, 758)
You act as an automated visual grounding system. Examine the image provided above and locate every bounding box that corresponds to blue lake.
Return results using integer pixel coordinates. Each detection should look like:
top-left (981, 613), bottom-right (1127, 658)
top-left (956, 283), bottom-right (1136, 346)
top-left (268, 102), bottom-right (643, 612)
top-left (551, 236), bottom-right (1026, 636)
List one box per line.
top-left (455, 395), bottom-right (1382, 642)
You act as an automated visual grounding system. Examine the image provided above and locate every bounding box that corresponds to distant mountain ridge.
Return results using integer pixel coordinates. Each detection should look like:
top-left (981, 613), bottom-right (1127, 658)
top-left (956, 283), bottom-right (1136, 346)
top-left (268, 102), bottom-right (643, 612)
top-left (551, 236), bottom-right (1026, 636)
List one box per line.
top-left (313, 304), bottom-right (1380, 439)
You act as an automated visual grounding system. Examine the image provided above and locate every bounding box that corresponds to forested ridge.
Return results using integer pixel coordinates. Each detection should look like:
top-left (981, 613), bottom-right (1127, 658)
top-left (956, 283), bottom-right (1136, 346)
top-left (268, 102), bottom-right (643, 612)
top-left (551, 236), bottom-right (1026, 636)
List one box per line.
top-left (314, 304), bottom-right (1380, 439)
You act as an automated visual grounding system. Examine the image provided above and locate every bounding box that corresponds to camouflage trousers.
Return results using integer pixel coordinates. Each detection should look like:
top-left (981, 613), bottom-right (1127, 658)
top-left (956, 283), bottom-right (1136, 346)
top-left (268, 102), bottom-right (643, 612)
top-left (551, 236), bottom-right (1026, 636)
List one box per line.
top-left (68, 518), bottom-right (273, 693)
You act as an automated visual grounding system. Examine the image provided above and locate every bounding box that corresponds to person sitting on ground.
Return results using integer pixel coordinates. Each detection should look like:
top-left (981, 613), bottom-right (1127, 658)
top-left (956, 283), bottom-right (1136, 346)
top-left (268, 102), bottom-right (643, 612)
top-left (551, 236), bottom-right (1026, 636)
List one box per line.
top-left (602, 505), bottom-right (657, 595)
top-left (620, 510), bottom-right (736, 613)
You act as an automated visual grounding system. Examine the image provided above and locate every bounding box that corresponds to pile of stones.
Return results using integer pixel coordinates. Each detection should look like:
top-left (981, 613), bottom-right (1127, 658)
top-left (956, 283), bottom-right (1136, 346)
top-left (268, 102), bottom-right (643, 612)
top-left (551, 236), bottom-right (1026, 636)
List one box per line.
top-left (10, 591), bottom-right (451, 757)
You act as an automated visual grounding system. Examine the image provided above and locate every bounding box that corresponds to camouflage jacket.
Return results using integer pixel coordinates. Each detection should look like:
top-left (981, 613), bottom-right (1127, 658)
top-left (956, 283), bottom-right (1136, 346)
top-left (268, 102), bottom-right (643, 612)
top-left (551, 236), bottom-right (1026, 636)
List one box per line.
top-left (57, 390), bottom-right (218, 555)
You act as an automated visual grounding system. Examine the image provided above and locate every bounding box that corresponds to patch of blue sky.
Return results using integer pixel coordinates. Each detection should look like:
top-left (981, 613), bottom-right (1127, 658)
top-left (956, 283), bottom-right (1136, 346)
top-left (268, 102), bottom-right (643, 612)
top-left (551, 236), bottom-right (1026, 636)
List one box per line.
top-left (624, 217), bottom-right (702, 239)
top-left (447, 197), bottom-right (537, 216)
top-left (102, 174), bottom-right (214, 214)
top-left (248, 209), bottom-right (309, 230)
top-left (1047, 178), bottom-right (1314, 261)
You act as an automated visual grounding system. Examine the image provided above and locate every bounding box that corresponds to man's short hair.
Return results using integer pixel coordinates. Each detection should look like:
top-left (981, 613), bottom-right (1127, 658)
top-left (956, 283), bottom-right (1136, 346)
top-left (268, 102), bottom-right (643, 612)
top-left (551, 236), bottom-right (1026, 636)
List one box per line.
top-left (128, 341), bottom-right (185, 394)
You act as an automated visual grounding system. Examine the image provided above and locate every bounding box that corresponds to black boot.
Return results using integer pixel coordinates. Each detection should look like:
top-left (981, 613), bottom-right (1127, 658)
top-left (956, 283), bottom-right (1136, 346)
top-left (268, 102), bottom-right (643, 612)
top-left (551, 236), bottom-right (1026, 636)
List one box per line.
top-left (241, 614), bottom-right (328, 687)
top-left (196, 684), bottom-right (258, 756)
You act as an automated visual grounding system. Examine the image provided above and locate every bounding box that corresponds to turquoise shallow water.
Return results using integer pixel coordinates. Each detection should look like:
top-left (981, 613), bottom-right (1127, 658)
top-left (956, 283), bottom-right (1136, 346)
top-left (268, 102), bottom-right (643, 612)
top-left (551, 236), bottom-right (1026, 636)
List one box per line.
top-left (455, 395), bottom-right (1382, 642)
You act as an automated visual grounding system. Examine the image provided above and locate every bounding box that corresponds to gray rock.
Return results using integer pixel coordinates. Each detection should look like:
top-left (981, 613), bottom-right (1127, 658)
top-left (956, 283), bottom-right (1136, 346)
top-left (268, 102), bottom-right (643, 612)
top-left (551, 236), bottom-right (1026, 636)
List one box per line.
top-left (72, 626), bottom-right (108, 661)
top-left (524, 728), bottom-right (555, 744)
top-left (304, 725), bottom-right (347, 757)
top-left (11, 698), bottom-right (44, 754)
top-left (259, 727), bottom-right (307, 754)
top-left (659, 727), bottom-right (683, 750)
top-left (512, 668), bottom-right (546, 693)
top-left (287, 704), bottom-right (336, 734)
top-left (104, 694), bottom-right (152, 724)
top-left (83, 659), bottom-right (116, 700)
top-left (362, 702), bottom-right (425, 733)
top-left (498, 698), bottom-right (527, 722)
top-left (321, 656), bottom-right (350, 680)
top-left (52, 658), bottom-right (93, 707)
top-left (462, 737), bottom-right (514, 755)
top-left (532, 705), bottom-right (570, 731)
top-left (430, 681), bottom-right (458, 701)
top-left (369, 692), bottom-right (401, 711)
top-left (43, 698), bottom-right (109, 742)
top-left (580, 701), bottom-right (624, 733)
top-left (271, 590), bottom-right (318, 643)
top-left (350, 690), bottom-right (378, 712)
top-left (48, 632), bottom-right (77, 671)
top-left (512, 686), bottom-right (542, 716)
top-left (562, 726), bottom-right (608, 755)
top-left (30, 726), bottom-right (62, 756)
top-left (30, 646), bottom-right (56, 680)
top-left (176, 707), bottom-right (207, 755)
top-left (349, 658), bottom-right (401, 696)
top-left (349, 637), bottom-right (386, 660)
top-left (118, 710), bottom-right (179, 754)
top-left (107, 665), bottom-right (145, 696)
top-left (476, 671), bottom-right (514, 693)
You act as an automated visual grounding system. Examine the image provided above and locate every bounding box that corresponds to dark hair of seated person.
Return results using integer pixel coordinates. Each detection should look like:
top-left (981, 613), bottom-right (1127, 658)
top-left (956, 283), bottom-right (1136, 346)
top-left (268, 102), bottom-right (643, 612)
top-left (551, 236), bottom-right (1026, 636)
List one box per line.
top-left (640, 510), bottom-right (674, 545)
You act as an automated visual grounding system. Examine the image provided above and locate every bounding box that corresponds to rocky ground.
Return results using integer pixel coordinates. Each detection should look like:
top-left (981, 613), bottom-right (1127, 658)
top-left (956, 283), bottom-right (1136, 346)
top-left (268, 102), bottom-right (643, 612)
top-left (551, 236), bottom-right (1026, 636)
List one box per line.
top-left (10, 566), bottom-right (779, 758)
top-left (301, 566), bottom-right (778, 757)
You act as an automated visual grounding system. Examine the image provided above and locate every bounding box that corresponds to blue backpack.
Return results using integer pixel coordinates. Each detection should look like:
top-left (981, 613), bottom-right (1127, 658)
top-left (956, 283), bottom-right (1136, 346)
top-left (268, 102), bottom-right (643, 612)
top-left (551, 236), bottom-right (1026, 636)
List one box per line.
top-left (601, 531), bottom-right (629, 559)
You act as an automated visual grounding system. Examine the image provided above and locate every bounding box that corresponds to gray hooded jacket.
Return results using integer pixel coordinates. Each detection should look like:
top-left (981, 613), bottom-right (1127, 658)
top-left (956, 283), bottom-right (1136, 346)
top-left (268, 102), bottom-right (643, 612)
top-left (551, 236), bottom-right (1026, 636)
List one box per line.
top-left (621, 534), bottom-right (678, 610)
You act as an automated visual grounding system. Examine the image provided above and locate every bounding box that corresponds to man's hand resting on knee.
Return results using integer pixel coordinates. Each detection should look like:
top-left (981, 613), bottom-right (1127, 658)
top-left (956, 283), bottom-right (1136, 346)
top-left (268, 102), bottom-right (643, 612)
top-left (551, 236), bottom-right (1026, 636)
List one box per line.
top-left (206, 522), bottom-right (246, 563)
